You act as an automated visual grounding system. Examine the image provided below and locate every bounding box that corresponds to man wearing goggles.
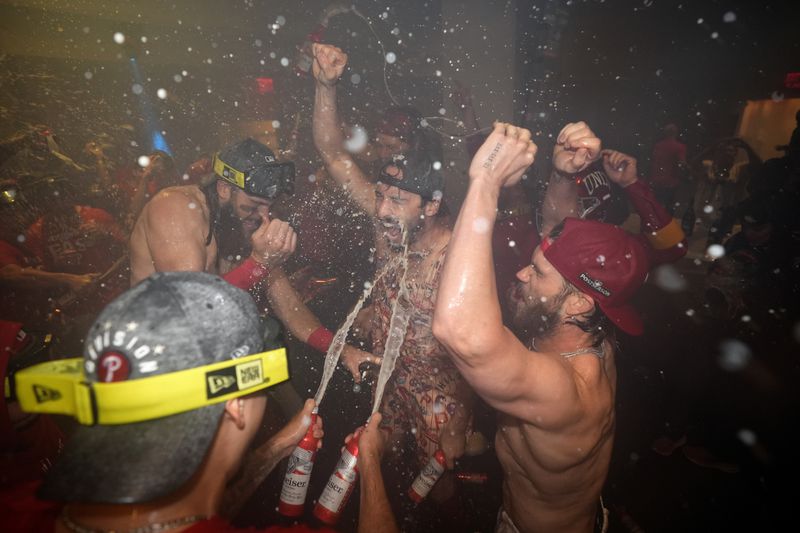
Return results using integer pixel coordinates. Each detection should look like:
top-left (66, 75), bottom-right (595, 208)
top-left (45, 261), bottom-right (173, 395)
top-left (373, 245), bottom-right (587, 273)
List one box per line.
top-left (129, 138), bottom-right (298, 292)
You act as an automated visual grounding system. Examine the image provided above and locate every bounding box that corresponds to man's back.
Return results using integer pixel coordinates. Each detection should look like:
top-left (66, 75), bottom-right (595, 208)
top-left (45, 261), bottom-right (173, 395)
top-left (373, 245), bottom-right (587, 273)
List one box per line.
top-left (495, 340), bottom-right (616, 533)
top-left (129, 184), bottom-right (217, 285)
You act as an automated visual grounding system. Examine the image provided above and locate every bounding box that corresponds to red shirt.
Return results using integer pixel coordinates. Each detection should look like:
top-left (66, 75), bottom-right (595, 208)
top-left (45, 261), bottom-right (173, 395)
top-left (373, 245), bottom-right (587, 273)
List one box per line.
top-left (649, 137), bottom-right (687, 188)
top-left (25, 206), bottom-right (126, 275)
top-left (0, 240), bottom-right (26, 268)
top-left (0, 487), bottom-right (338, 533)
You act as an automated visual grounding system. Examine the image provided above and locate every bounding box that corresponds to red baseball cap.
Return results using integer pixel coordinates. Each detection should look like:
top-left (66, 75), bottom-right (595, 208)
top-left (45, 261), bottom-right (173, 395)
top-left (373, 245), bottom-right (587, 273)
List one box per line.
top-left (541, 218), bottom-right (649, 335)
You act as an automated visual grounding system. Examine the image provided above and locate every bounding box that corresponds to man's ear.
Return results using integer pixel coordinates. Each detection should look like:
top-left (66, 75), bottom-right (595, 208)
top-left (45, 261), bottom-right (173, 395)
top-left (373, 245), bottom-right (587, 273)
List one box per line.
top-left (216, 180), bottom-right (233, 201)
top-left (224, 398), bottom-right (246, 430)
top-left (564, 291), bottom-right (594, 318)
top-left (423, 198), bottom-right (440, 218)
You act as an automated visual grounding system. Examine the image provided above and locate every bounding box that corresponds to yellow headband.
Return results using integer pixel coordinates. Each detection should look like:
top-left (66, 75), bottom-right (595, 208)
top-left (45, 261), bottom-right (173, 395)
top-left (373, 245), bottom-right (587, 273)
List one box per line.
top-left (15, 348), bottom-right (289, 425)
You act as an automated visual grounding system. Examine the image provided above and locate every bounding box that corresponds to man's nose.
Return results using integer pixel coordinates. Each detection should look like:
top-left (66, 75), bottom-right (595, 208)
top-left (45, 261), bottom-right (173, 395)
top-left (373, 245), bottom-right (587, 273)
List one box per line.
top-left (516, 266), bottom-right (531, 282)
top-left (376, 198), bottom-right (392, 219)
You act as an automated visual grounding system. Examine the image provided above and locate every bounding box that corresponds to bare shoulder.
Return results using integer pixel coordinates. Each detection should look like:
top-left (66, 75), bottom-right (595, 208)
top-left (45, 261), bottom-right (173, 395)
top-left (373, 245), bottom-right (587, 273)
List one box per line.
top-left (144, 185), bottom-right (208, 227)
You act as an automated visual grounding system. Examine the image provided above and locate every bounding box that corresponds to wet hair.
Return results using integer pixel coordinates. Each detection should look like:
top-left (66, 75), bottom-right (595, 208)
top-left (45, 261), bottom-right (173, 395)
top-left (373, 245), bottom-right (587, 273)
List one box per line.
top-left (201, 180), bottom-right (220, 246)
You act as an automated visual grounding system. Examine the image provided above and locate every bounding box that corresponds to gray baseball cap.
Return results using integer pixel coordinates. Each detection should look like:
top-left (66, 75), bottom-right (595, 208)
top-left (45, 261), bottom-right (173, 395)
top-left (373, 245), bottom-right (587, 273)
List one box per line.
top-left (39, 271), bottom-right (266, 504)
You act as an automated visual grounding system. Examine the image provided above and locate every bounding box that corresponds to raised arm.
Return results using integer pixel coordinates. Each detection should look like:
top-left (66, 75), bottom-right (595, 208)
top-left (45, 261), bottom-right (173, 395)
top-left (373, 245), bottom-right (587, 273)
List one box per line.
top-left (434, 124), bottom-right (588, 423)
top-left (601, 149), bottom-right (687, 265)
top-left (539, 122), bottom-right (602, 236)
top-left (311, 43), bottom-right (375, 215)
top-left (433, 124), bottom-right (535, 409)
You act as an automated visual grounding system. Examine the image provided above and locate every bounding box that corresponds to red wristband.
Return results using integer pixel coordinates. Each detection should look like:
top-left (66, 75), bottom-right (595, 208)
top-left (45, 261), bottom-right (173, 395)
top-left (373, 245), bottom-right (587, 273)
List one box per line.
top-left (307, 326), bottom-right (334, 353)
top-left (222, 257), bottom-right (268, 291)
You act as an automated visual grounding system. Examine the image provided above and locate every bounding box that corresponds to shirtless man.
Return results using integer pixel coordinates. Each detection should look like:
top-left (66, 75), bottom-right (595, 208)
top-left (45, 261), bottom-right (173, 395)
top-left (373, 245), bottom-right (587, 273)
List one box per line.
top-left (294, 43), bottom-right (473, 468)
top-left (434, 123), bottom-right (650, 532)
top-left (129, 138), bottom-right (297, 288)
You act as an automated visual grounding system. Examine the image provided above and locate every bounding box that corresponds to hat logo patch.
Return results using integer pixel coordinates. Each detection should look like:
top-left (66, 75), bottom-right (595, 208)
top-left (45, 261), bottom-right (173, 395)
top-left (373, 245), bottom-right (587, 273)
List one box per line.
top-left (88, 327), bottom-right (162, 376)
top-left (98, 351), bottom-right (131, 382)
top-left (236, 360), bottom-right (264, 390)
top-left (33, 384), bottom-right (62, 403)
top-left (579, 272), bottom-right (611, 297)
top-left (208, 375), bottom-right (236, 395)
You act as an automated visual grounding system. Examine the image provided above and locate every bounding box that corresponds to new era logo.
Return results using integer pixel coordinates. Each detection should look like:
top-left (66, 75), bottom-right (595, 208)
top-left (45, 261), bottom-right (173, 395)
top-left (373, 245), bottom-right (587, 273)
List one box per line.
top-left (207, 375), bottom-right (236, 395)
top-left (33, 385), bottom-right (62, 403)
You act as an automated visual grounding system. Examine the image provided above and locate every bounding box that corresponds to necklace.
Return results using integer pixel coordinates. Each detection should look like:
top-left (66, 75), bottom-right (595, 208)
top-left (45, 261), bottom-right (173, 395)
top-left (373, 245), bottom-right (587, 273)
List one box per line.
top-left (531, 338), bottom-right (605, 359)
top-left (61, 509), bottom-right (207, 533)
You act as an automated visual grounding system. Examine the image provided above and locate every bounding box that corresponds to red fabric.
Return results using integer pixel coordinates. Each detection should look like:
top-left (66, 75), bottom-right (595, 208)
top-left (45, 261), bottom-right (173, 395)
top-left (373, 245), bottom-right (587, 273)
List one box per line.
top-left (0, 480), bottom-right (61, 532)
top-left (0, 240), bottom-right (26, 267)
top-left (542, 218), bottom-right (650, 336)
top-left (624, 180), bottom-right (688, 266)
top-left (0, 240), bottom-right (49, 324)
top-left (223, 257), bottom-right (269, 291)
top-left (307, 325), bottom-right (334, 353)
top-left (186, 516), bottom-right (337, 532)
top-left (0, 485), bottom-right (336, 533)
top-left (649, 137), bottom-right (687, 189)
top-left (24, 206), bottom-right (126, 275)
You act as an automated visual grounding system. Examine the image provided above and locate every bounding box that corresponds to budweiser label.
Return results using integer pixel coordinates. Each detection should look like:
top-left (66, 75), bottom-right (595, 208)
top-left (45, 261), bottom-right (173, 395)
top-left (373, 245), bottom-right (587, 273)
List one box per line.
top-left (318, 472), bottom-right (353, 511)
top-left (411, 456), bottom-right (445, 498)
top-left (334, 449), bottom-right (358, 483)
top-left (280, 447), bottom-right (314, 504)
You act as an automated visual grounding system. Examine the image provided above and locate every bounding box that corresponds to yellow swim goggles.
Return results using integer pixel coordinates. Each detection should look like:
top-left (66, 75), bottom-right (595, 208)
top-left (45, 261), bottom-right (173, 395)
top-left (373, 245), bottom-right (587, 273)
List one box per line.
top-left (12, 348), bottom-right (289, 426)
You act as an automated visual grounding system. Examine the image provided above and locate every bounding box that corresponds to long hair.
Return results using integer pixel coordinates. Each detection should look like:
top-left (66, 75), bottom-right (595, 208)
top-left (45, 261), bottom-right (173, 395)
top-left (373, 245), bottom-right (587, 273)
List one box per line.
top-left (200, 180), bottom-right (219, 246)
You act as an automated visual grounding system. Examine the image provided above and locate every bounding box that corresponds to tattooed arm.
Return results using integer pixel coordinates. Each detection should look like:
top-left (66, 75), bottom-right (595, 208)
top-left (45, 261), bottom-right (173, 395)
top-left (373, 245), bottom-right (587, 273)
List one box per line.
top-left (220, 400), bottom-right (322, 519)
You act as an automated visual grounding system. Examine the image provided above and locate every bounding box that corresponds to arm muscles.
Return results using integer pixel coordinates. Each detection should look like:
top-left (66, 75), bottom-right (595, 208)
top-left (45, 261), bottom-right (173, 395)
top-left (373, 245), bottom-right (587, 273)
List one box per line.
top-left (313, 83), bottom-right (375, 216)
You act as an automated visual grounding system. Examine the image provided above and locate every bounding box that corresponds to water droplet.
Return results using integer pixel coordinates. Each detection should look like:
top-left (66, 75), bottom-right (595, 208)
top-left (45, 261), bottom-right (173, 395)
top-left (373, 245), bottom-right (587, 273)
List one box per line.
top-left (156, 88), bottom-right (167, 99)
top-left (350, 73), bottom-right (361, 85)
top-left (345, 125), bottom-right (369, 153)
top-left (280, 57), bottom-right (289, 67)
top-left (472, 217), bottom-right (490, 234)
top-left (718, 339), bottom-right (751, 371)
top-left (706, 244), bottom-right (725, 260)
top-left (737, 428), bottom-right (756, 446)
top-left (723, 11), bottom-right (736, 23)
top-left (132, 84), bottom-right (143, 95)
top-left (113, 32), bottom-right (125, 44)
top-left (654, 264), bottom-right (688, 292)
top-left (385, 52), bottom-right (397, 64)
top-left (138, 155), bottom-right (151, 167)
top-left (84, 71), bottom-right (93, 80)
top-left (432, 161), bottom-right (442, 170)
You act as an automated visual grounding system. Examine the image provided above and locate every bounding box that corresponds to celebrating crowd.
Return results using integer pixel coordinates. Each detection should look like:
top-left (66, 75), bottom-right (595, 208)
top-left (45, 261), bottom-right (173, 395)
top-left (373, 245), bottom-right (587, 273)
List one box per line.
top-left (2, 37), bottom-right (798, 533)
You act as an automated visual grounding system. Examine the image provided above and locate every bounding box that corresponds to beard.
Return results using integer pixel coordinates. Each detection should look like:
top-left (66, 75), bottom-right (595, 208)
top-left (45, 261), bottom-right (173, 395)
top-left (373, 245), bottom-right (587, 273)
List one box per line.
top-left (215, 202), bottom-right (252, 261)
top-left (379, 212), bottom-right (425, 251)
top-left (506, 283), bottom-right (569, 345)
